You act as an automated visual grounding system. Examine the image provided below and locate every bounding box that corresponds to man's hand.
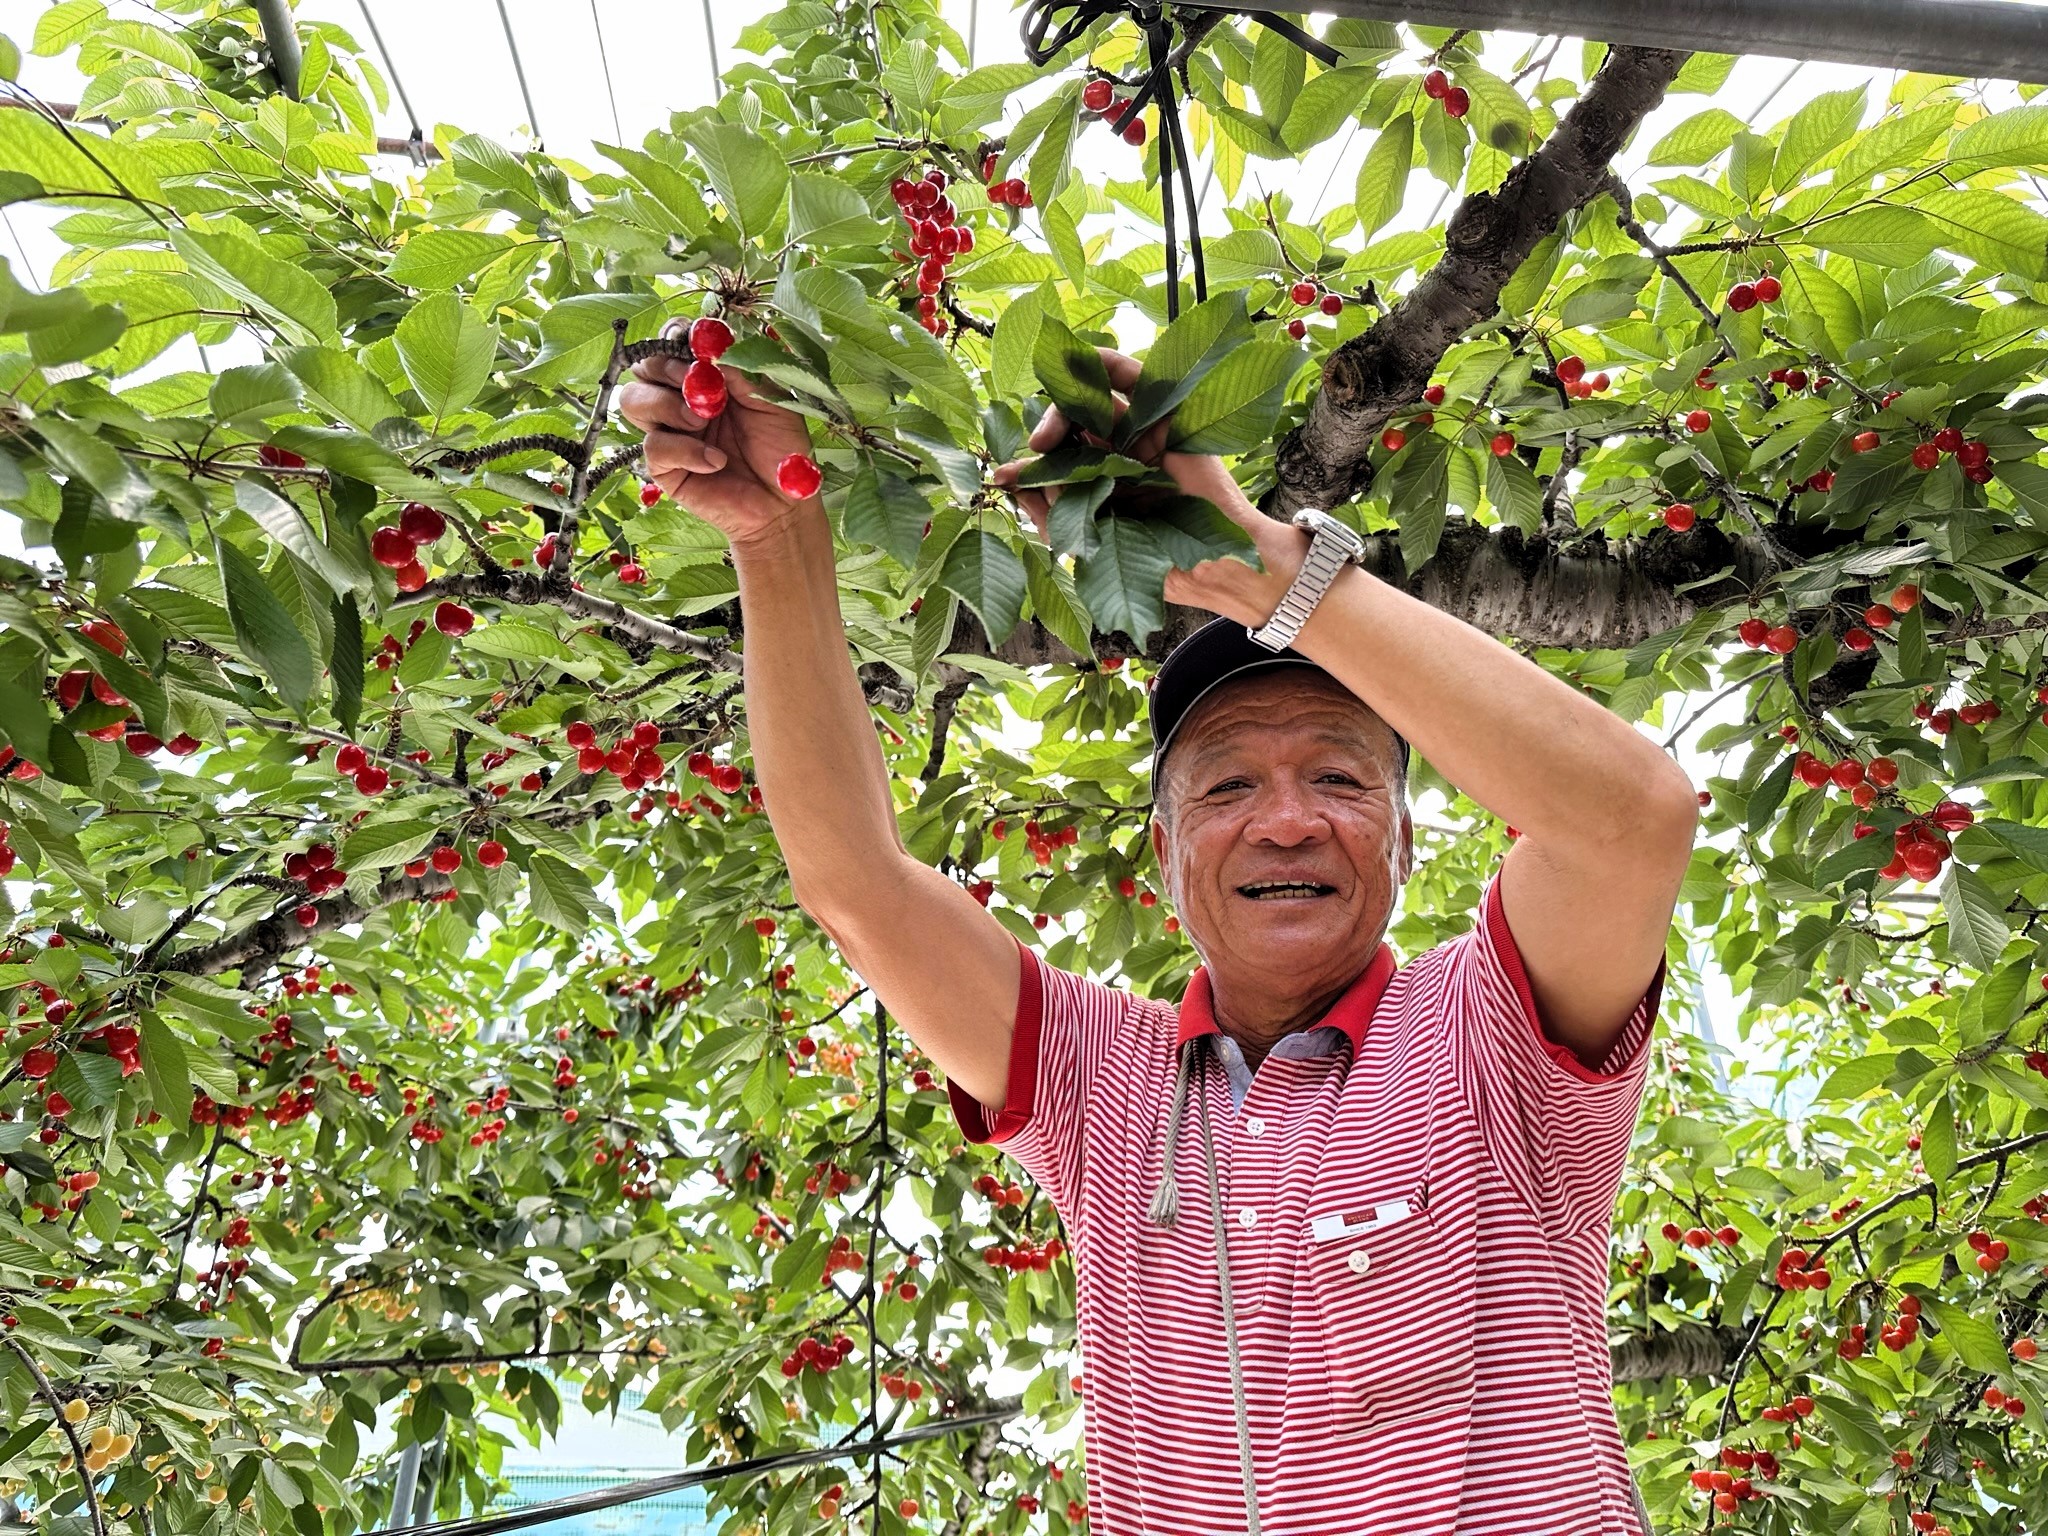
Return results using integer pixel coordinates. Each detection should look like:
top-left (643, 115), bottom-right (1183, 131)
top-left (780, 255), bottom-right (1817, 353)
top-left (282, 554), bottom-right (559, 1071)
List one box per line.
top-left (618, 320), bottom-right (818, 546)
top-left (992, 346), bottom-right (1308, 631)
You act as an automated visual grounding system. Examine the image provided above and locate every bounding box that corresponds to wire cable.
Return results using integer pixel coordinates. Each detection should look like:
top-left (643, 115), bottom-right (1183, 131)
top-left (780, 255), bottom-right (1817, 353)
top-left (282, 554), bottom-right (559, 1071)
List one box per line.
top-left (494, 0), bottom-right (545, 149)
top-left (354, 0), bottom-right (427, 165)
top-left (700, 0), bottom-right (722, 94)
top-left (589, 0), bottom-right (624, 144)
top-left (372, 1404), bottom-right (1022, 1536)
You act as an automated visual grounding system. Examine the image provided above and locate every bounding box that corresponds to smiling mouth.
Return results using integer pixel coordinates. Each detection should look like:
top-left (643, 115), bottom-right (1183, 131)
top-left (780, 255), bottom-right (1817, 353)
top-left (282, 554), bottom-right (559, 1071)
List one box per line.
top-left (1236, 882), bottom-right (1337, 901)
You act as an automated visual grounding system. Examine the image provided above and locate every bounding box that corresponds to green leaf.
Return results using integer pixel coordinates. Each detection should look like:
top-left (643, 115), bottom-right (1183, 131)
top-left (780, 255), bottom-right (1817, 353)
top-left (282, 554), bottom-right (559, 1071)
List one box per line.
top-left (1835, 102), bottom-right (1955, 182)
top-left (1281, 65), bottom-right (1377, 155)
top-left (528, 854), bottom-right (602, 934)
top-left (1817, 1053), bottom-right (1898, 1101)
top-left (0, 35), bottom-right (16, 82)
top-left (1942, 862), bottom-right (2009, 972)
top-left (1142, 494), bottom-right (1260, 571)
top-left (1648, 108), bottom-right (1747, 167)
top-left (990, 284), bottom-right (1047, 402)
top-left (172, 225), bottom-right (338, 347)
top-left (211, 363), bottom-right (302, 425)
top-left (1485, 451), bottom-right (1542, 534)
top-left (1386, 432), bottom-right (1451, 572)
top-left (1122, 291), bottom-right (1256, 443)
top-left (1946, 103), bottom-right (2048, 171)
top-left (842, 464), bottom-right (930, 567)
top-left (1921, 1090), bottom-right (1958, 1187)
top-left (680, 121), bottom-right (788, 238)
top-left (1911, 188), bottom-right (2048, 281)
top-left (1074, 517), bottom-right (1171, 647)
top-left (1021, 541), bottom-right (1094, 658)
top-left (1353, 112), bottom-right (1414, 240)
top-left (1164, 341), bottom-right (1304, 455)
top-left (341, 819), bottom-right (438, 871)
top-left (26, 299), bottom-right (123, 366)
top-left (1803, 206), bottom-right (1938, 267)
top-left (910, 589), bottom-right (958, 681)
top-left (329, 593), bottom-right (362, 737)
top-left (137, 1013), bottom-right (192, 1129)
top-left (517, 293), bottom-right (662, 390)
top-left (787, 174), bottom-right (875, 247)
top-left (1772, 85), bottom-right (1865, 189)
top-left (1451, 62), bottom-right (1533, 155)
top-left (387, 229), bottom-right (518, 289)
top-left (281, 346), bottom-right (406, 433)
top-left (0, 106), bottom-right (155, 202)
top-left (1032, 312), bottom-right (1116, 440)
top-left (1027, 83), bottom-right (1083, 208)
top-left (939, 531), bottom-right (1028, 646)
top-left (214, 534), bottom-right (316, 712)
top-left (33, 0), bottom-right (104, 53)
top-left (1923, 1297), bottom-right (2011, 1374)
top-left (394, 292), bottom-right (498, 427)
top-left (234, 474), bottom-right (358, 597)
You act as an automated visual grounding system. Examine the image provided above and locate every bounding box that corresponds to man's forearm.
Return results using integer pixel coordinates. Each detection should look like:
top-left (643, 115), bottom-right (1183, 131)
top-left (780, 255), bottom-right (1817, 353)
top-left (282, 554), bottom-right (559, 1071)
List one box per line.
top-left (1287, 560), bottom-right (1696, 845)
top-left (729, 508), bottom-right (905, 901)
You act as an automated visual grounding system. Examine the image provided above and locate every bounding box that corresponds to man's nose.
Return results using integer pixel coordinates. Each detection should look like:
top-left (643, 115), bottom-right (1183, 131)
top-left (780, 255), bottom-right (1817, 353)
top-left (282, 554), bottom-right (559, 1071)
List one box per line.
top-left (1243, 778), bottom-right (1330, 841)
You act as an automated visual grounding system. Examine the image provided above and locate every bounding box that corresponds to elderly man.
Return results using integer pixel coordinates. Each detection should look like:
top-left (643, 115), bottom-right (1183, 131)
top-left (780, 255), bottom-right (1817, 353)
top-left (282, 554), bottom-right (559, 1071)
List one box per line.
top-left (623, 337), bottom-right (1697, 1535)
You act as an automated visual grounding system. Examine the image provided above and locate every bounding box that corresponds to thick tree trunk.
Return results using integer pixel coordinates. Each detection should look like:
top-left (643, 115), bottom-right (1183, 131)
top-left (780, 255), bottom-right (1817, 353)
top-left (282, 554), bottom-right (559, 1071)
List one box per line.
top-left (1609, 1322), bottom-right (1739, 1384)
top-left (1269, 45), bottom-right (1690, 516)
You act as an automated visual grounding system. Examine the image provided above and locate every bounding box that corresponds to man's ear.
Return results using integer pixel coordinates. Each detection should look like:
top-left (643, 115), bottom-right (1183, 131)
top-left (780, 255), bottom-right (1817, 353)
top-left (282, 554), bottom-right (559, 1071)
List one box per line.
top-left (1396, 805), bottom-right (1415, 884)
top-left (1150, 812), bottom-right (1169, 873)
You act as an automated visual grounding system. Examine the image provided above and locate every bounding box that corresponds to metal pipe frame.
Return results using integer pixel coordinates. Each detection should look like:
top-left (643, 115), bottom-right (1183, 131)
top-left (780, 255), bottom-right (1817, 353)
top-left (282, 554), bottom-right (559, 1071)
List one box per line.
top-left (1193, 0), bottom-right (2048, 85)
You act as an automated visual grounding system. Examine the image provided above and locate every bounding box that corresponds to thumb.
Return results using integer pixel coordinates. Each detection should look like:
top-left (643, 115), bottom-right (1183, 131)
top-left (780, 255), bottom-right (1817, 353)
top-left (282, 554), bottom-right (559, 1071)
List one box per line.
top-left (1161, 452), bottom-right (1261, 523)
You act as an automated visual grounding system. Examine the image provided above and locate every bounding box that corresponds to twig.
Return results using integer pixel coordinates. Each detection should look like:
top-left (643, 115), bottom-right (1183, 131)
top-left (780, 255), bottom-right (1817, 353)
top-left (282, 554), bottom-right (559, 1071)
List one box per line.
top-left (2, 1334), bottom-right (107, 1536)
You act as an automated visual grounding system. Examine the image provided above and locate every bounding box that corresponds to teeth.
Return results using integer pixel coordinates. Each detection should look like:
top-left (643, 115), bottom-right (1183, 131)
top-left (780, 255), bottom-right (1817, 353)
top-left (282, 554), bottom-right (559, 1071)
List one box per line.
top-left (1243, 882), bottom-right (1326, 898)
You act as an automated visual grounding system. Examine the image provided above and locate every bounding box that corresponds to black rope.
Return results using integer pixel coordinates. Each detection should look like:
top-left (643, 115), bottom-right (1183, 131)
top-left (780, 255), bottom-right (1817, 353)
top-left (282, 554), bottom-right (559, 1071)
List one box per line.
top-left (373, 1405), bottom-right (1022, 1536)
top-left (1018, 4), bottom-right (1336, 320)
top-left (493, 0), bottom-right (544, 150)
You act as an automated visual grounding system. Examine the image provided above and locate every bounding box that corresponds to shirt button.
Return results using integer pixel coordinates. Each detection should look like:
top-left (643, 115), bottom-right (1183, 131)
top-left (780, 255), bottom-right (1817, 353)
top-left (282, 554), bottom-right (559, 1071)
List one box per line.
top-left (1237, 1207), bottom-right (1258, 1229)
top-left (1347, 1249), bottom-right (1372, 1276)
top-left (1244, 1116), bottom-right (1266, 1138)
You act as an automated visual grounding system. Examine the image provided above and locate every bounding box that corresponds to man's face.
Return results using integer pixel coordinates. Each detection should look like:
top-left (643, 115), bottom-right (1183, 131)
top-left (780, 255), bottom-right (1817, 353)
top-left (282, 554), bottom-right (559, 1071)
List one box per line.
top-left (1150, 671), bottom-right (1412, 995)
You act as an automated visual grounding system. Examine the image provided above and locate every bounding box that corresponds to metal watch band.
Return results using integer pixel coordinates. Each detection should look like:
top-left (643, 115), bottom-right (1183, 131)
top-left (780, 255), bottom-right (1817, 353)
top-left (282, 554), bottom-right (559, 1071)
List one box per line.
top-left (1247, 512), bottom-right (1362, 652)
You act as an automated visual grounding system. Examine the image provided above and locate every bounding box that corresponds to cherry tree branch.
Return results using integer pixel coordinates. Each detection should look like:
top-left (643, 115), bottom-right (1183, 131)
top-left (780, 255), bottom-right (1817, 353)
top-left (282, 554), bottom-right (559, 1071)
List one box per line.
top-left (1269, 45), bottom-right (1690, 515)
top-left (2, 1334), bottom-right (107, 1536)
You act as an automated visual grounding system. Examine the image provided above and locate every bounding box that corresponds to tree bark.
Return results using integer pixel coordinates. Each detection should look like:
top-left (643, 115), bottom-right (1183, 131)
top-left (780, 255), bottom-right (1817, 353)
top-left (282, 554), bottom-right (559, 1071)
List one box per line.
top-left (1269, 45), bottom-right (1690, 516)
top-left (1609, 1322), bottom-right (1739, 1384)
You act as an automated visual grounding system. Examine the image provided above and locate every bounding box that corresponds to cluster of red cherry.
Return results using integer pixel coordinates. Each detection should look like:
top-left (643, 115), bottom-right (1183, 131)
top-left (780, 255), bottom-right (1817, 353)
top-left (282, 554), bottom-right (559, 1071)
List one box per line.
top-left (367, 501), bottom-right (447, 594)
top-left (1553, 353), bottom-right (1611, 399)
top-left (1279, 278), bottom-right (1344, 339)
top-left (806, 1158), bottom-right (858, 1198)
top-left (779, 1332), bottom-right (859, 1379)
top-left (823, 1234), bottom-right (867, 1280)
top-left (974, 1172), bottom-right (1030, 1207)
top-left (1908, 425), bottom-right (1995, 482)
top-left (1772, 1246), bottom-right (1832, 1291)
top-left (989, 815), bottom-right (1079, 869)
top-left (1420, 68), bottom-right (1469, 117)
top-left (890, 168), bottom-right (977, 338)
top-left (983, 1239), bottom-right (1064, 1272)
top-left (1661, 1220), bottom-right (1739, 1250)
top-left (1965, 1227), bottom-right (2012, 1274)
top-left (1791, 748), bottom-right (1899, 804)
top-left (1687, 1444), bottom-right (1779, 1513)
top-left (1722, 271), bottom-right (1782, 312)
top-left (190, 1091), bottom-right (257, 1129)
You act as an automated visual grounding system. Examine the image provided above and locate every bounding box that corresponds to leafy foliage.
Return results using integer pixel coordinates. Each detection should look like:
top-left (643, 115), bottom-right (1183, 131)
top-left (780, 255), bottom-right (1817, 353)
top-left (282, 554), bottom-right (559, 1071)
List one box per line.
top-left (0, 3), bottom-right (2045, 1535)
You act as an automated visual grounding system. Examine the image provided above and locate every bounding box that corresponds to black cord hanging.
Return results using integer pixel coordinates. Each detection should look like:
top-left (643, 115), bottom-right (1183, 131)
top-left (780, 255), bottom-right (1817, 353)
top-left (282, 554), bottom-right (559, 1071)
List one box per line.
top-left (1017, 3), bottom-right (1339, 321)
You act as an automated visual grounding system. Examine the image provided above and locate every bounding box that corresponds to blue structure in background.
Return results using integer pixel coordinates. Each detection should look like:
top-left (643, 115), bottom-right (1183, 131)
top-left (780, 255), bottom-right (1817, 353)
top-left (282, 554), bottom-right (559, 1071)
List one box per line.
top-left (484, 1384), bottom-right (714, 1535)
top-left (493, 1470), bottom-right (710, 1535)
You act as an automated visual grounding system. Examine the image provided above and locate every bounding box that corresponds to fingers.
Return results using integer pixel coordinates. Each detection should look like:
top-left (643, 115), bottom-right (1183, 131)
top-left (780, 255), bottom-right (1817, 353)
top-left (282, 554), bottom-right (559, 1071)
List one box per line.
top-left (618, 378), bottom-right (706, 436)
top-left (1027, 404), bottom-right (1068, 453)
top-left (1095, 346), bottom-right (1143, 392)
top-left (643, 427), bottom-right (728, 482)
top-left (1161, 451), bottom-right (1266, 524)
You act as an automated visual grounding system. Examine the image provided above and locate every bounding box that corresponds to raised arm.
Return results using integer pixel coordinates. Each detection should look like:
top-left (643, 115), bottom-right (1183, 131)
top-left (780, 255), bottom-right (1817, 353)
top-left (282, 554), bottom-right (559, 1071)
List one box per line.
top-left (620, 337), bottom-right (1020, 1108)
top-left (1000, 347), bottom-right (1697, 1070)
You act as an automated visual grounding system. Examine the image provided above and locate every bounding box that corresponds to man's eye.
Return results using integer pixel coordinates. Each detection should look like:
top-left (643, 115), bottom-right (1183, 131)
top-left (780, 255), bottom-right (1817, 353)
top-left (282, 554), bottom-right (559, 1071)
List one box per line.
top-left (1320, 774), bottom-right (1357, 785)
top-left (1207, 779), bottom-right (1248, 794)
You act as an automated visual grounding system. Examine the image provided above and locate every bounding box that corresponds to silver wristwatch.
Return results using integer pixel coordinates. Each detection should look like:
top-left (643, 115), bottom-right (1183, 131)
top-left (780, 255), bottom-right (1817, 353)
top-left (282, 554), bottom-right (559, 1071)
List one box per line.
top-left (1247, 508), bottom-right (1365, 652)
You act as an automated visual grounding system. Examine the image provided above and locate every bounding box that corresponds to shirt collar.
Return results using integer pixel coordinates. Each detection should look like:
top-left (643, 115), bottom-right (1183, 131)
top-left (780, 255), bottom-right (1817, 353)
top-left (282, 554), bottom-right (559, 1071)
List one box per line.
top-left (1176, 943), bottom-right (1398, 1055)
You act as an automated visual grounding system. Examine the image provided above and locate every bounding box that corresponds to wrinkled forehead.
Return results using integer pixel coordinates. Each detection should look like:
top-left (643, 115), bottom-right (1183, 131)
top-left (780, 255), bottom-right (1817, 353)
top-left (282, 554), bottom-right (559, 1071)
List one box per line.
top-left (1171, 671), bottom-right (1402, 780)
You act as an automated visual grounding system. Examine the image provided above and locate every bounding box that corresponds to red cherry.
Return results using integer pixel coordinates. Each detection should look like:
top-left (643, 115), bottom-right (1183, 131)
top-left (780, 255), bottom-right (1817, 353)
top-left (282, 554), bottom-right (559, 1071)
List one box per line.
top-left (776, 454), bottom-right (822, 500)
top-left (1891, 582), bottom-right (1921, 611)
top-left (371, 526), bottom-right (415, 569)
top-left (1285, 318), bottom-right (1307, 339)
top-left (1754, 274), bottom-right (1781, 302)
top-left (682, 358), bottom-right (727, 418)
top-left (1422, 383), bottom-right (1445, 405)
top-left (618, 563), bottom-right (645, 584)
top-left (434, 601), bottom-right (475, 637)
top-left (1932, 426), bottom-right (1964, 454)
top-left (1685, 409), bottom-right (1713, 434)
top-left (394, 560), bottom-right (427, 593)
top-left (1663, 503), bottom-right (1695, 531)
top-left (1725, 282), bottom-right (1757, 312)
top-left (1764, 625), bottom-right (1799, 655)
top-left (1082, 77), bottom-right (1114, 112)
top-left (400, 502), bottom-right (446, 545)
top-left (1319, 292), bottom-right (1344, 316)
top-left (639, 482), bottom-right (663, 507)
top-left (431, 846), bottom-right (462, 874)
top-left (689, 316), bottom-right (734, 362)
top-left (1866, 757), bottom-right (1898, 787)
top-left (1911, 442), bottom-right (1940, 471)
top-left (21, 1048), bottom-right (56, 1080)
top-left (294, 903), bottom-right (319, 927)
top-left (1380, 427), bottom-right (1407, 452)
top-left (1443, 86), bottom-right (1469, 117)
top-left (1850, 430), bottom-right (1880, 453)
top-left (1123, 116), bottom-right (1147, 146)
top-left (1738, 617), bottom-right (1769, 648)
top-left (476, 840), bottom-right (507, 869)
top-left (1288, 280), bottom-right (1317, 306)
top-left (1422, 68), bottom-right (1448, 99)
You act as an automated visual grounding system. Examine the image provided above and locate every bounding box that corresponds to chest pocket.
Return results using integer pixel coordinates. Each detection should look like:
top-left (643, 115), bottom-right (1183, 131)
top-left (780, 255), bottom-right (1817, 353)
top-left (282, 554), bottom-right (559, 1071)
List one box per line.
top-left (1300, 1188), bottom-right (1480, 1433)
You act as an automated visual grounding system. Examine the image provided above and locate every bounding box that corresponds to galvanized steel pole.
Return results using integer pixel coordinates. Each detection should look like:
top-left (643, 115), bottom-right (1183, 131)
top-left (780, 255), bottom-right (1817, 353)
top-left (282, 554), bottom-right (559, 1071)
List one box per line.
top-left (1195, 0), bottom-right (2048, 84)
top-left (251, 0), bottom-right (303, 98)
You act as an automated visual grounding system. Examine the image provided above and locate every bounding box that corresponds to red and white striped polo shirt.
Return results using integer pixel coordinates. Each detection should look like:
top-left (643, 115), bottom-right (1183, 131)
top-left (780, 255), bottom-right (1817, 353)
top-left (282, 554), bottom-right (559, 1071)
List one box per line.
top-left (949, 873), bottom-right (1661, 1535)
